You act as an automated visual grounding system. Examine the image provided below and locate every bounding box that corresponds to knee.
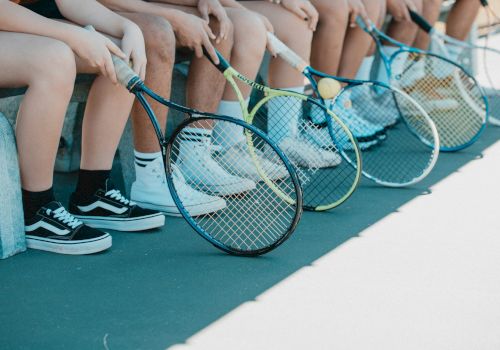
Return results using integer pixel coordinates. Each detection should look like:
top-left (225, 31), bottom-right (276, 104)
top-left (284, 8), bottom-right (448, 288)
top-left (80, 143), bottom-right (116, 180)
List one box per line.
top-left (314, 0), bottom-right (348, 28)
top-left (141, 15), bottom-right (176, 65)
top-left (230, 10), bottom-right (266, 58)
top-left (32, 39), bottom-right (76, 91)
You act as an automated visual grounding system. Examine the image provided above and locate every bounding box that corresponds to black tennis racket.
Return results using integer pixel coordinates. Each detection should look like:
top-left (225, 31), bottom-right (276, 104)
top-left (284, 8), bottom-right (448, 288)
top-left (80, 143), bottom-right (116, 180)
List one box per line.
top-left (107, 53), bottom-right (303, 256)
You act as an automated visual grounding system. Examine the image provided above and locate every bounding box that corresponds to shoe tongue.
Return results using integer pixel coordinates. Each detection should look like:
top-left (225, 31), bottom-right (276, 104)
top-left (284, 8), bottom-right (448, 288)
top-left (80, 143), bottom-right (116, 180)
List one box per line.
top-left (43, 201), bottom-right (63, 211)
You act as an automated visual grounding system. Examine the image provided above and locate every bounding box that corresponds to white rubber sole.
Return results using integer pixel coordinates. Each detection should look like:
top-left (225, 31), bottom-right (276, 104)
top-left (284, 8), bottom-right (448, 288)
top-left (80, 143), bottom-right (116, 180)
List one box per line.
top-left (26, 233), bottom-right (112, 255)
top-left (133, 199), bottom-right (227, 218)
top-left (74, 213), bottom-right (165, 232)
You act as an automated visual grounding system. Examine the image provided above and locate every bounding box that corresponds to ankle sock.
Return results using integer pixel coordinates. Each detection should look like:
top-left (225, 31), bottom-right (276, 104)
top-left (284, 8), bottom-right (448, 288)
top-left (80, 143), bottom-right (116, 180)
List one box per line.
top-left (22, 187), bottom-right (56, 220)
top-left (268, 86), bottom-right (305, 143)
top-left (213, 99), bottom-right (248, 149)
top-left (75, 169), bottom-right (111, 196)
top-left (134, 150), bottom-right (162, 168)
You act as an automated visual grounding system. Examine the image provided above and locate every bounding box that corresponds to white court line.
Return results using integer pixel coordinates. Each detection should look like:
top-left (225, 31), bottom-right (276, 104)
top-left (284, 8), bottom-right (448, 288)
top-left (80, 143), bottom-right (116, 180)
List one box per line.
top-left (169, 140), bottom-right (500, 350)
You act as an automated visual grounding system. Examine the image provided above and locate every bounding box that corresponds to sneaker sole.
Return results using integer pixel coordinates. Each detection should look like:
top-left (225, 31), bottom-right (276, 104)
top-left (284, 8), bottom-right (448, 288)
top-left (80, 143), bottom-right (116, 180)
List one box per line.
top-left (73, 213), bottom-right (165, 232)
top-left (133, 199), bottom-right (227, 218)
top-left (26, 234), bottom-right (112, 255)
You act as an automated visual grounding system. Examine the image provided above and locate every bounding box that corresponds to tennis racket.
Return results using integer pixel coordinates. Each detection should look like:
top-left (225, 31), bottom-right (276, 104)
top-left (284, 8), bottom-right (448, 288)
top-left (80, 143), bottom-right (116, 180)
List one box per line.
top-left (409, 9), bottom-right (500, 126)
top-left (107, 53), bottom-right (303, 256)
top-left (357, 17), bottom-right (488, 152)
top-left (267, 32), bottom-right (439, 187)
top-left (204, 50), bottom-right (362, 211)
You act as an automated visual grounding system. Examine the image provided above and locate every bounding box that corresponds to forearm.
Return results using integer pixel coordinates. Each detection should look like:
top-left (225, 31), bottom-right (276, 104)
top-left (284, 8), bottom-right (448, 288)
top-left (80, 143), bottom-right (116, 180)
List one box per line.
top-left (0, 1), bottom-right (86, 43)
top-left (218, 0), bottom-right (245, 9)
top-left (99, 0), bottom-right (186, 25)
top-left (56, 0), bottom-right (134, 37)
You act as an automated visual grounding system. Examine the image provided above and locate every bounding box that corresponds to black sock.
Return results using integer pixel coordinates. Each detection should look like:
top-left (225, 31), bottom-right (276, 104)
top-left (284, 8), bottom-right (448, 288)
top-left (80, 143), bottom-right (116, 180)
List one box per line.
top-left (22, 187), bottom-right (56, 220)
top-left (75, 169), bottom-right (111, 197)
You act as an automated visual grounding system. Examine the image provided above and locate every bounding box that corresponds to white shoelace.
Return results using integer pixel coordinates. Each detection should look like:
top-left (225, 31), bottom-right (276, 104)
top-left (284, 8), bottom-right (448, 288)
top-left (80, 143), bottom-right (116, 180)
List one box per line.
top-left (47, 207), bottom-right (82, 229)
top-left (105, 189), bottom-right (135, 206)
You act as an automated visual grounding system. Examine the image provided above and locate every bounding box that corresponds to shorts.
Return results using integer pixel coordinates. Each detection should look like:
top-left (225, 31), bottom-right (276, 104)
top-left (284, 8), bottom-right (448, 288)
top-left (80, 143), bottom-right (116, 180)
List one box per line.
top-left (23, 0), bottom-right (64, 19)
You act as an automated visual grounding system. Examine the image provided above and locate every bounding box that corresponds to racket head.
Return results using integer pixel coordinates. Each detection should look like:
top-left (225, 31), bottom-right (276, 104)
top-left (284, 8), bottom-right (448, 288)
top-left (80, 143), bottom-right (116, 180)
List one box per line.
top-left (165, 115), bottom-right (303, 256)
top-left (246, 87), bottom-right (362, 211)
top-left (389, 49), bottom-right (487, 151)
top-left (327, 80), bottom-right (440, 187)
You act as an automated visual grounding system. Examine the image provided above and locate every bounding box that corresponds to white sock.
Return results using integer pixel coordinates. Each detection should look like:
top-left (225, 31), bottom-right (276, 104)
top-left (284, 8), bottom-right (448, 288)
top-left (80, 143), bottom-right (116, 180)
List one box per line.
top-left (212, 99), bottom-right (247, 149)
top-left (444, 43), bottom-right (463, 62)
top-left (134, 150), bottom-right (162, 169)
top-left (376, 46), bottom-right (402, 85)
top-left (267, 86), bottom-right (304, 144)
top-left (355, 56), bottom-right (375, 81)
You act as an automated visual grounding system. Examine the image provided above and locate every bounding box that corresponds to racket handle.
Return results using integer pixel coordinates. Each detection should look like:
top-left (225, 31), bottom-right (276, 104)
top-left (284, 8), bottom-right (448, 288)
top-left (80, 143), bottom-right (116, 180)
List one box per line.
top-left (84, 25), bottom-right (140, 88)
top-left (266, 32), bottom-right (308, 73)
top-left (202, 48), bottom-right (231, 72)
top-left (408, 10), bottom-right (433, 33)
top-left (111, 55), bottom-right (140, 88)
top-left (355, 16), bottom-right (372, 32)
top-left (480, 0), bottom-right (488, 7)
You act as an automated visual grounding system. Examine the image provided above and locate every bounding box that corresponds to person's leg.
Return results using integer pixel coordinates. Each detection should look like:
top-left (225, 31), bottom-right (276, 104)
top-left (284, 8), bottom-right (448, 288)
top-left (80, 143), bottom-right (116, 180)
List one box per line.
top-left (309, 0), bottom-right (349, 75)
top-left (385, 0), bottom-right (423, 45)
top-left (413, 0), bottom-right (443, 50)
top-left (338, 0), bottom-right (385, 79)
top-left (243, 1), bottom-right (312, 89)
top-left (0, 32), bottom-right (111, 254)
top-left (66, 21), bottom-right (165, 232)
top-left (446, 0), bottom-right (481, 41)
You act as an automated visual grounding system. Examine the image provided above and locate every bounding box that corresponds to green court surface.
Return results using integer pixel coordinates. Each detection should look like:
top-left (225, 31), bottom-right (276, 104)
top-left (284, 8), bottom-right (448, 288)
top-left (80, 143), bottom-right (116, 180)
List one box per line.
top-left (1, 124), bottom-right (499, 349)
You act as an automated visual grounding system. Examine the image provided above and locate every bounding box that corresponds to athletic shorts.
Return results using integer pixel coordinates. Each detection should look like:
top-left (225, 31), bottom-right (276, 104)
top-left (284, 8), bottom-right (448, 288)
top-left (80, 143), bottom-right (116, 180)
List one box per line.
top-left (22, 0), bottom-right (64, 19)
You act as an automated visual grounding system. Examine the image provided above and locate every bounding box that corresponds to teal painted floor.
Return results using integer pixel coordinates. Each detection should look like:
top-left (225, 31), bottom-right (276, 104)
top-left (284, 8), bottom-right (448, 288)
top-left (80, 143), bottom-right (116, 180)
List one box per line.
top-left (1, 125), bottom-right (499, 350)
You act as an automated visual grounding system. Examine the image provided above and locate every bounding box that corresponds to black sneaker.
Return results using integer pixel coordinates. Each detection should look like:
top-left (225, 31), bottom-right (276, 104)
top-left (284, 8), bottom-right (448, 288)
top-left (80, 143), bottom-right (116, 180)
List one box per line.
top-left (69, 181), bottom-right (165, 232)
top-left (25, 201), bottom-right (112, 255)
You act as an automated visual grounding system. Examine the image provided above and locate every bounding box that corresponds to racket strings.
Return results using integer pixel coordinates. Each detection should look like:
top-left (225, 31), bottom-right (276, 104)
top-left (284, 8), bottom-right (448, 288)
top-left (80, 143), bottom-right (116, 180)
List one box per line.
top-left (249, 91), bottom-right (360, 209)
top-left (168, 118), bottom-right (299, 253)
top-left (340, 84), bottom-right (438, 185)
top-left (392, 52), bottom-right (485, 149)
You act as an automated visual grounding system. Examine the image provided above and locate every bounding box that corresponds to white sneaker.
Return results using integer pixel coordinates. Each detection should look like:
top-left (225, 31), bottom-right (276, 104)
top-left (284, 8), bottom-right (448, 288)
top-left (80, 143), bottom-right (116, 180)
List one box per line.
top-left (303, 121), bottom-right (379, 151)
top-left (131, 157), bottom-right (226, 217)
top-left (411, 91), bottom-right (460, 112)
top-left (278, 136), bottom-right (342, 168)
top-left (215, 141), bottom-right (289, 182)
top-left (177, 140), bottom-right (256, 196)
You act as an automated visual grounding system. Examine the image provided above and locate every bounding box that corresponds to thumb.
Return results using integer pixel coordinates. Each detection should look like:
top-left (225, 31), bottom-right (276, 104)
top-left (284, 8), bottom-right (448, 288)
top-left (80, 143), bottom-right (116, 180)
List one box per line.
top-left (106, 39), bottom-right (126, 59)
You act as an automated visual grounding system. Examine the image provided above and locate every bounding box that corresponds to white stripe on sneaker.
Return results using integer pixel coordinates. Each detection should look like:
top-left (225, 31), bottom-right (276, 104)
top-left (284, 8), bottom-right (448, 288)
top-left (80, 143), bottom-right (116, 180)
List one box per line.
top-left (25, 221), bottom-right (70, 236)
top-left (77, 201), bottom-right (128, 214)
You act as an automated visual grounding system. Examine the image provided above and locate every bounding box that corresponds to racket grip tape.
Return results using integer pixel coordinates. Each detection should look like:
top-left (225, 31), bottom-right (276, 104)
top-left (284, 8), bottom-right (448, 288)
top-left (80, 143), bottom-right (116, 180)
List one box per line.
top-left (266, 32), bottom-right (308, 73)
top-left (84, 25), bottom-right (140, 88)
top-left (409, 10), bottom-right (433, 33)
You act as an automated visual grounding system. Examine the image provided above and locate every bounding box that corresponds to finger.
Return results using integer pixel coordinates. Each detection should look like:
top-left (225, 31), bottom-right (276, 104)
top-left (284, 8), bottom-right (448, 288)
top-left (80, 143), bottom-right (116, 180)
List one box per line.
top-left (104, 54), bottom-right (118, 84)
top-left (360, 7), bottom-right (370, 24)
top-left (199, 5), bottom-right (210, 22)
top-left (204, 22), bottom-right (217, 41)
top-left (401, 5), bottom-right (411, 21)
top-left (139, 61), bottom-right (146, 81)
top-left (349, 10), bottom-right (359, 28)
top-left (194, 44), bottom-right (204, 59)
top-left (123, 48), bottom-right (132, 65)
top-left (293, 6), bottom-right (309, 22)
top-left (267, 40), bottom-right (277, 58)
top-left (303, 3), bottom-right (319, 30)
top-left (130, 52), bottom-right (140, 75)
top-left (105, 39), bottom-right (126, 59)
top-left (203, 36), bottom-right (219, 64)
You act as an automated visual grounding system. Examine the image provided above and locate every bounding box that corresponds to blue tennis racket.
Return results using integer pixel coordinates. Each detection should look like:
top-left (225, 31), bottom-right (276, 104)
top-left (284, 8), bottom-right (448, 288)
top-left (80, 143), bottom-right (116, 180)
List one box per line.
top-left (357, 17), bottom-right (488, 152)
top-left (267, 33), bottom-right (439, 187)
top-left (409, 7), bottom-right (500, 126)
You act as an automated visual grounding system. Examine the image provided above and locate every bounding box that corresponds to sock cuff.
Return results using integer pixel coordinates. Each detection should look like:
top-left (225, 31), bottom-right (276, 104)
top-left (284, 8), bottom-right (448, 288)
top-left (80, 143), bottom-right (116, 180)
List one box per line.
top-left (179, 127), bottom-right (212, 143)
top-left (134, 150), bottom-right (162, 160)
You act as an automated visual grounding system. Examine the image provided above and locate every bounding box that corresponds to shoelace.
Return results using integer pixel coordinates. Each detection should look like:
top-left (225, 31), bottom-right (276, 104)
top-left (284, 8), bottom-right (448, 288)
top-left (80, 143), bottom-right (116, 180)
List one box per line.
top-left (47, 207), bottom-right (82, 229)
top-left (105, 189), bottom-right (135, 206)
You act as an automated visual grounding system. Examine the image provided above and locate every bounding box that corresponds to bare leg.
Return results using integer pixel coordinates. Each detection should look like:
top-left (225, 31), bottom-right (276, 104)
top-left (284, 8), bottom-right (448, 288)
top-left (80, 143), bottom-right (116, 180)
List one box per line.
top-left (119, 13), bottom-right (176, 153)
top-left (386, 0), bottom-right (423, 45)
top-left (0, 33), bottom-right (76, 191)
top-left (310, 0), bottom-right (349, 75)
top-left (338, 0), bottom-right (385, 79)
top-left (243, 1), bottom-right (313, 89)
top-left (446, 0), bottom-right (481, 40)
top-left (413, 0), bottom-right (443, 50)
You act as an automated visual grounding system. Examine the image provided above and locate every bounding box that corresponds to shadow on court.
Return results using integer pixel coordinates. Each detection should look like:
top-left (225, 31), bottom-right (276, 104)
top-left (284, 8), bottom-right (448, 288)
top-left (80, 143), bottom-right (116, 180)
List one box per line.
top-left (0, 124), bottom-right (498, 350)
